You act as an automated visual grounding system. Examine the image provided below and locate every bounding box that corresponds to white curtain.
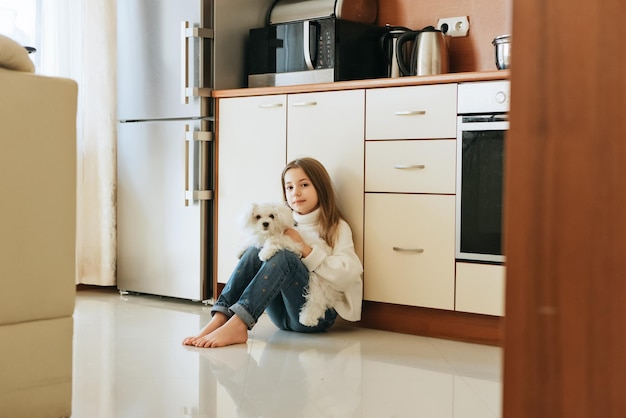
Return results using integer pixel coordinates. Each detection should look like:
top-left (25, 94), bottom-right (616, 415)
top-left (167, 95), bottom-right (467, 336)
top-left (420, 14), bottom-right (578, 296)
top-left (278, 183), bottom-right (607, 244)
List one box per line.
top-left (40, 0), bottom-right (117, 286)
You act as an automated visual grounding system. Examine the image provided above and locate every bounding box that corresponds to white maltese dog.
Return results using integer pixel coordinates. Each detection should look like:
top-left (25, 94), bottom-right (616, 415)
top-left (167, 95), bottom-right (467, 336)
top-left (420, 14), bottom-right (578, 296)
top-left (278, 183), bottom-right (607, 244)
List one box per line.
top-left (299, 270), bottom-right (343, 327)
top-left (240, 201), bottom-right (302, 261)
top-left (239, 202), bottom-right (343, 327)
top-left (295, 231), bottom-right (343, 326)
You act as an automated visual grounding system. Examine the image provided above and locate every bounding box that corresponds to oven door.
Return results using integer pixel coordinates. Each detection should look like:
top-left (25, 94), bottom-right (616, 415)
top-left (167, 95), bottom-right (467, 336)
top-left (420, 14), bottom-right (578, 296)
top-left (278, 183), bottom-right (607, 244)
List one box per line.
top-left (456, 115), bottom-right (509, 263)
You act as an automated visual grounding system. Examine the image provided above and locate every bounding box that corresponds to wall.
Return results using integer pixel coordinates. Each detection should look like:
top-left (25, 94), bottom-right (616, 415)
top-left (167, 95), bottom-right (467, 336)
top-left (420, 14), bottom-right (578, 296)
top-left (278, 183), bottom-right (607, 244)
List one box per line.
top-left (377, 0), bottom-right (512, 72)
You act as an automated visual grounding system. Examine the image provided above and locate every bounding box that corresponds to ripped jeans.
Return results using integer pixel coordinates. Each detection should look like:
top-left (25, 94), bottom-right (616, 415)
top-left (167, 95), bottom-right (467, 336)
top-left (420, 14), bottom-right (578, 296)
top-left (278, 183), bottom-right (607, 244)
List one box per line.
top-left (212, 247), bottom-right (337, 332)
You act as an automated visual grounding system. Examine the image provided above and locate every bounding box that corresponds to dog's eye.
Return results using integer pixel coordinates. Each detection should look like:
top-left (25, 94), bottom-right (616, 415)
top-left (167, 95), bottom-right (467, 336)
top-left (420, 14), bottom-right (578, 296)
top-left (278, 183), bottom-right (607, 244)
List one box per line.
top-left (255, 215), bottom-right (261, 220)
top-left (269, 214), bottom-right (275, 219)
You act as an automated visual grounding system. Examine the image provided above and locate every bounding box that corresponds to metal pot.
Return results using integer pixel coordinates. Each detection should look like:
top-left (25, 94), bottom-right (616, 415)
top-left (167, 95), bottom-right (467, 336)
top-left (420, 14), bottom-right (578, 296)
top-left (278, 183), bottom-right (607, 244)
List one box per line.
top-left (493, 35), bottom-right (511, 70)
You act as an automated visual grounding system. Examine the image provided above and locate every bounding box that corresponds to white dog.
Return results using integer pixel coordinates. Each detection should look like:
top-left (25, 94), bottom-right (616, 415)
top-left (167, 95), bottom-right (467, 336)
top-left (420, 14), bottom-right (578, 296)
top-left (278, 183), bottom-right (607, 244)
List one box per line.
top-left (295, 230), bottom-right (343, 327)
top-left (299, 270), bottom-right (344, 327)
top-left (240, 201), bottom-right (302, 261)
top-left (239, 202), bottom-right (343, 327)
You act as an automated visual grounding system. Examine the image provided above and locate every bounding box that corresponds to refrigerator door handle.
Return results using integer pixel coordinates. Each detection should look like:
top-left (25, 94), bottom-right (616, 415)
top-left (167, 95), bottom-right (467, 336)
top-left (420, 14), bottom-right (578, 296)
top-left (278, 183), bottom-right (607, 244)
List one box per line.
top-left (181, 21), bottom-right (214, 104)
top-left (184, 125), bottom-right (214, 206)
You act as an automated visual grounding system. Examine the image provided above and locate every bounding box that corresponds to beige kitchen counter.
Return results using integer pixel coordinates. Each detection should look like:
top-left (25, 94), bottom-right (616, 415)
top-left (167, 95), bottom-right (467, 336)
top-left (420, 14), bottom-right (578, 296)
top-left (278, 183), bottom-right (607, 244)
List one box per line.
top-left (212, 70), bottom-right (510, 98)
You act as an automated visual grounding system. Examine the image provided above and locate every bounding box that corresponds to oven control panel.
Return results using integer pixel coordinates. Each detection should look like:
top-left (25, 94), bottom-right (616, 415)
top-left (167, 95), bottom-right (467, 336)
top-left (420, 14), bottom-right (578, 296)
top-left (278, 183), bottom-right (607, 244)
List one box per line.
top-left (457, 81), bottom-right (510, 114)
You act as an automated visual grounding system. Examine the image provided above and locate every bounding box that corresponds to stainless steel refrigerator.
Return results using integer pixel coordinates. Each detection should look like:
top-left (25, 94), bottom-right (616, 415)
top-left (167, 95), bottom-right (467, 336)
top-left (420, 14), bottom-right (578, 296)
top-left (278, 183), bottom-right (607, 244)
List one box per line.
top-left (116, 0), bottom-right (272, 301)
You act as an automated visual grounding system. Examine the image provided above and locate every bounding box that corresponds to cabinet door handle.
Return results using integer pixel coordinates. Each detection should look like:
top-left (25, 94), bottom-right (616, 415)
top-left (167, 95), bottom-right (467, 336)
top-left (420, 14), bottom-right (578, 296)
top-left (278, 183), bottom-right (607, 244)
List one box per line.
top-left (394, 164), bottom-right (426, 170)
top-left (394, 110), bottom-right (426, 116)
top-left (291, 101), bottom-right (318, 107)
top-left (259, 103), bottom-right (284, 108)
top-left (393, 247), bottom-right (424, 253)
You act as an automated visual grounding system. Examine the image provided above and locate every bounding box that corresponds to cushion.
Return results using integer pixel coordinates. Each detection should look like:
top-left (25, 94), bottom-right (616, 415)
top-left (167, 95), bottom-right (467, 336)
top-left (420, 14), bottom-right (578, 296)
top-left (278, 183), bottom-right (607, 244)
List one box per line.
top-left (0, 35), bottom-right (35, 72)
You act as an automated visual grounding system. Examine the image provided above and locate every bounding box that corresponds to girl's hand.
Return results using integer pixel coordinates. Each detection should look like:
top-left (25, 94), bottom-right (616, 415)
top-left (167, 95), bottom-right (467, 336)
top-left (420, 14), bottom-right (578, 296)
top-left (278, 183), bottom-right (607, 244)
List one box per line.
top-left (284, 228), bottom-right (312, 257)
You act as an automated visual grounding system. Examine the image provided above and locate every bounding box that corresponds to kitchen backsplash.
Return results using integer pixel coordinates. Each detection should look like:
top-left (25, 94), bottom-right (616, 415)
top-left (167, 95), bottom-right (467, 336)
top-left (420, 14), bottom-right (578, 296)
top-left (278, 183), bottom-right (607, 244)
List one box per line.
top-left (377, 0), bottom-right (513, 72)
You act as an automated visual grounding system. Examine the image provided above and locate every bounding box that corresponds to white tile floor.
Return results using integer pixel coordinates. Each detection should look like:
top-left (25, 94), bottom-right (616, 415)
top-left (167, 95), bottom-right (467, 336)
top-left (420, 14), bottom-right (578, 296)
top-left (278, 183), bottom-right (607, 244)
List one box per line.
top-left (72, 288), bottom-right (502, 418)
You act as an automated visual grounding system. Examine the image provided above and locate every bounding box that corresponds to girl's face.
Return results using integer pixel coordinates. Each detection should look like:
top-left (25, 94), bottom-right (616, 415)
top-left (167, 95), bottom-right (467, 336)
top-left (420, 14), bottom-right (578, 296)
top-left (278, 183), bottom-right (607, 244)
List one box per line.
top-left (283, 167), bottom-right (319, 215)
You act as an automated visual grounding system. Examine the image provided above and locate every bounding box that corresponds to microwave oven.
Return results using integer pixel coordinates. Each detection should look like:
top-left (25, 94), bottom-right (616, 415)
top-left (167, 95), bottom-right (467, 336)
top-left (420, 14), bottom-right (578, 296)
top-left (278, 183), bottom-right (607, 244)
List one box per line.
top-left (247, 18), bottom-right (386, 87)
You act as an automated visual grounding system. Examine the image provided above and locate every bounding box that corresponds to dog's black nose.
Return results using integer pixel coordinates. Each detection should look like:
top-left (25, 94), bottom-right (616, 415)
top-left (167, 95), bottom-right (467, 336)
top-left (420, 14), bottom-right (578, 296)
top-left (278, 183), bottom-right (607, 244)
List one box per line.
top-left (262, 222), bottom-right (269, 228)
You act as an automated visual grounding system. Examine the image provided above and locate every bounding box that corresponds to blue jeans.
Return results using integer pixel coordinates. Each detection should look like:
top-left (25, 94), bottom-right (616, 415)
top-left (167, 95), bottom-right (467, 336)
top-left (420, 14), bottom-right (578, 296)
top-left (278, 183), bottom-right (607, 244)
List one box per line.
top-left (212, 247), bottom-right (337, 332)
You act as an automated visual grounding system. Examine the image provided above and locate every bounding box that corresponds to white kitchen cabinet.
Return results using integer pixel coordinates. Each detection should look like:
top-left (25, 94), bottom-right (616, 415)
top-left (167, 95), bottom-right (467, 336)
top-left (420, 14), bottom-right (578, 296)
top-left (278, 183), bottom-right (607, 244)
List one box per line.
top-left (455, 262), bottom-right (505, 316)
top-left (217, 82), bottom-right (504, 319)
top-left (216, 95), bottom-right (287, 284)
top-left (286, 90), bottom-right (365, 260)
top-left (363, 83), bottom-right (457, 310)
top-left (364, 193), bottom-right (455, 309)
top-left (216, 90), bottom-right (365, 284)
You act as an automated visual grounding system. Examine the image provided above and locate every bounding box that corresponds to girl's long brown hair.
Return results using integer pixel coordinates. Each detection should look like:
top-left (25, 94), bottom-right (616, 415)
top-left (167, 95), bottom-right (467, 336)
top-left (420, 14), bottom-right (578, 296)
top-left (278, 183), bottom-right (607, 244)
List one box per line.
top-left (281, 158), bottom-right (344, 247)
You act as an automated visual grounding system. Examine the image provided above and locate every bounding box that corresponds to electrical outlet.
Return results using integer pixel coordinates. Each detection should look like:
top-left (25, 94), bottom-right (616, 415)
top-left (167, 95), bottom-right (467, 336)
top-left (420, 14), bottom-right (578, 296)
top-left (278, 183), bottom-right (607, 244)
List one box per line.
top-left (437, 16), bottom-right (470, 37)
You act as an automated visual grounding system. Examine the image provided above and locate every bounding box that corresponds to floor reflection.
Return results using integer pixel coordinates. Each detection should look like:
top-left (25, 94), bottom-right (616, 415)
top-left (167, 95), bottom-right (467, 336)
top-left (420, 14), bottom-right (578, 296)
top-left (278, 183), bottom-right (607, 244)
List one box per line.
top-left (193, 330), bottom-right (362, 417)
top-left (72, 289), bottom-right (501, 418)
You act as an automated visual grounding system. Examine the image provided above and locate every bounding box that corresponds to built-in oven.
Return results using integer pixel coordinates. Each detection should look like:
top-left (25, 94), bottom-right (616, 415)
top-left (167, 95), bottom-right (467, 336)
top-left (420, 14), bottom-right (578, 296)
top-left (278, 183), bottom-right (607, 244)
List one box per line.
top-left (456, 81), bottom-right (510, 263)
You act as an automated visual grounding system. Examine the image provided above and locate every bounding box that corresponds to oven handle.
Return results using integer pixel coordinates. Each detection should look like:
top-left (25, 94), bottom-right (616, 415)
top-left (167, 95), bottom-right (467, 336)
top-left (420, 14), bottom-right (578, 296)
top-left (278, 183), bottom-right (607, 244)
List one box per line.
top-left (457, 119), bottom-right (509, 131)
top-left (460, 114), bottom-right (509, 123)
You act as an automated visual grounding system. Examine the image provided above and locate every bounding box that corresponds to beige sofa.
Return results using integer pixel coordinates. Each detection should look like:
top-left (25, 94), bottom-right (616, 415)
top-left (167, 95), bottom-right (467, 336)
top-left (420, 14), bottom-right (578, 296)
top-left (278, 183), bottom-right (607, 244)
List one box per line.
top-left (0, 41), bottom-right (77, 418)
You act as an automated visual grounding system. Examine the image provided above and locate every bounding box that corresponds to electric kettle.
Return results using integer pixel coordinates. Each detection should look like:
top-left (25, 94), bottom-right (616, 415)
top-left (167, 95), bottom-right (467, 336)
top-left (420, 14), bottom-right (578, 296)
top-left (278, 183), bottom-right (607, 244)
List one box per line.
top-left (396, 26), bottom-right (449, 76)
top-left (380, 24), bottom-right (412, 78)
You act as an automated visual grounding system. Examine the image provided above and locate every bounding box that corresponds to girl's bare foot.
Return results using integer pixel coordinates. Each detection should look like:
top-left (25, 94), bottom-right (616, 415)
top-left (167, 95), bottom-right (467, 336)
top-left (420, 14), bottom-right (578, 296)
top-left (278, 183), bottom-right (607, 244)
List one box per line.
top-left (192, 315), bottom-right (249, 348)
top-left (182, 312), bottom-right (229, 346)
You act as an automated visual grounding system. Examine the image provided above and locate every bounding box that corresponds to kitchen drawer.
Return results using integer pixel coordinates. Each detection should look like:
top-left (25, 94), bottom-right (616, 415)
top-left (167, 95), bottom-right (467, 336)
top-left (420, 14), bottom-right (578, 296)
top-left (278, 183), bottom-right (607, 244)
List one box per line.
top-left (365, 140), bottom-right (456, 194)
top-left (366, 84), bottom-right (457, 140)
top-left (455, 262), bottom-right (505, 316)
top-left (364, 193), bottom-right (455, 309)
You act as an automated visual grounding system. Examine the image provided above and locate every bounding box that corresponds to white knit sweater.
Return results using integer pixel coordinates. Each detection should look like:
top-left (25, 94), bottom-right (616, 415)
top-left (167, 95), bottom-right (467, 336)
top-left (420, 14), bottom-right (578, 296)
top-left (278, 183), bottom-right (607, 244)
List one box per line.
top-left (293, 209), bottom-right (364, 321)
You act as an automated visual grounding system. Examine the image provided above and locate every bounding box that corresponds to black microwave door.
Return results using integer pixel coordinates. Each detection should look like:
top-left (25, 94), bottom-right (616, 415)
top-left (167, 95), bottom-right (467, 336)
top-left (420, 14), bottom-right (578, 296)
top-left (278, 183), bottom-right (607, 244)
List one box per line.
top-left (248, 26), bottom-right (279, 74)
top-left (248, 22), bottom-right (318, 75)
top-left (275, 21), bottom-right (319, 72)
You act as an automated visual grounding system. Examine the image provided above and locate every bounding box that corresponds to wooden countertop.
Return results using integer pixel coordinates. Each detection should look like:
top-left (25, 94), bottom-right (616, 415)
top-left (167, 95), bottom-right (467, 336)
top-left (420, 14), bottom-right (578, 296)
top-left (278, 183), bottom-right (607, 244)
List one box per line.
top-left (212, 70), bottom-right (510, 98)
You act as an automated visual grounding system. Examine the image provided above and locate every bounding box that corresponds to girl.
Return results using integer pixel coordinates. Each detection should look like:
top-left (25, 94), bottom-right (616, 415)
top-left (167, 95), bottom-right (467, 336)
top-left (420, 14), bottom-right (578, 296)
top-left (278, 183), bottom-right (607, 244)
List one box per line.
top-left (182, 157), bottom-right (363, 348)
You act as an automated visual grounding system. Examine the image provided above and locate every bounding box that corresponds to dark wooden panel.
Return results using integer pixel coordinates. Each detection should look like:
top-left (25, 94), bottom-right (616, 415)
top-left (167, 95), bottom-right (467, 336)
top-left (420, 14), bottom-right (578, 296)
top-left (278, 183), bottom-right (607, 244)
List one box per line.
top-left (357, 301), bottom-right (503, 346)
top-left (503, 0), bottom-right (626, 416)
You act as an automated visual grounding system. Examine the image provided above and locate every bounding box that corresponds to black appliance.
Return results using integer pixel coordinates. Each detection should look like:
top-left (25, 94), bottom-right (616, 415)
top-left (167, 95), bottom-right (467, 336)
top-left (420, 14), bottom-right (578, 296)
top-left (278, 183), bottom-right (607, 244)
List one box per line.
top-left (247, 18), bottom-right (386, 87)
top-left (456, 81), bottom-right (510, 264)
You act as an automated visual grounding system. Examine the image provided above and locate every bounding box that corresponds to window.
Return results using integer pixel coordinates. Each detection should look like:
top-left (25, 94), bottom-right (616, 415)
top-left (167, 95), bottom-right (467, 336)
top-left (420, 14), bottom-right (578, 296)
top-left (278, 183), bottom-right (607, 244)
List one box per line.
top-left (0, 0), bottom-right (41, 70)
top-left (1, 0), bottom-right (118, 286)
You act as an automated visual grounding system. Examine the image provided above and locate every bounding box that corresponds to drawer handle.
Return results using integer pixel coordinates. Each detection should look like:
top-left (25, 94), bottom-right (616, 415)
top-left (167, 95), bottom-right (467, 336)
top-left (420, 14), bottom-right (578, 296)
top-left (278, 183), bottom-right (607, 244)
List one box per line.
top-left (291, 101), bottom-right (318, 107)
top-left (259, 103), bottom-right (284, 108)
top-left (394, 164), bottom-right (426, 170)
top-left (393, 247), bottom-right (424, 253)
top-left (394, 110), bottom-right (426, 116)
